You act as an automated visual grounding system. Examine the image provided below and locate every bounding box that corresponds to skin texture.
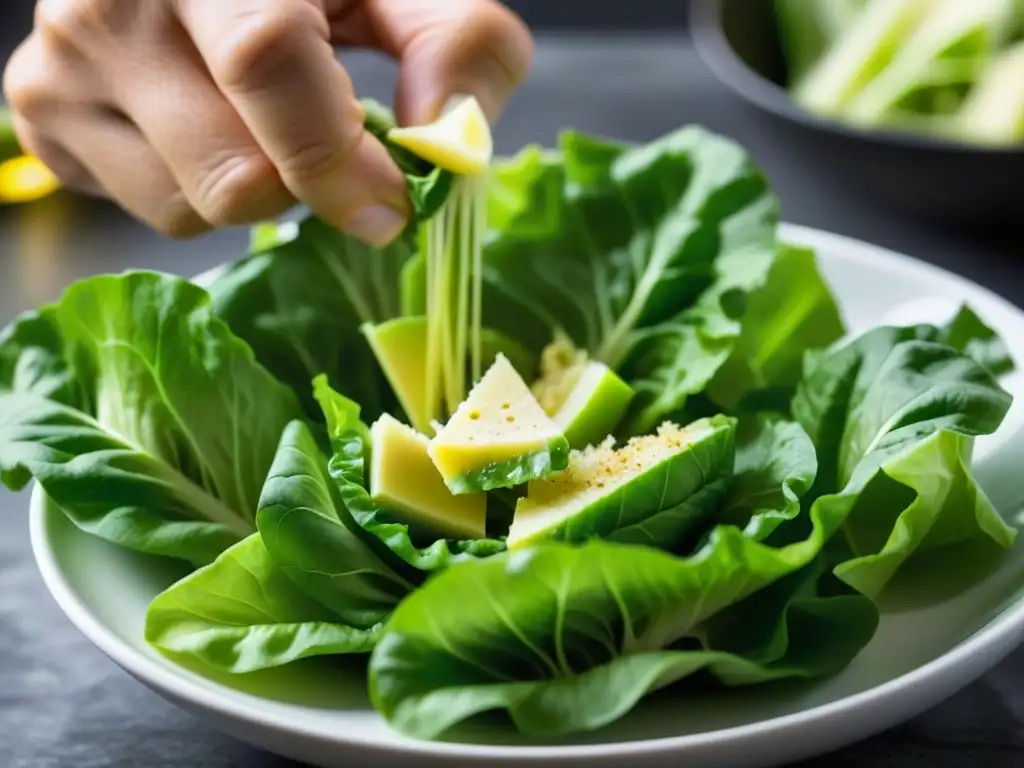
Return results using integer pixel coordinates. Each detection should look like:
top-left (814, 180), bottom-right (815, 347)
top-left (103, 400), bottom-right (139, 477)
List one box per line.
top-left (1, 0), bottom-right (533, 242)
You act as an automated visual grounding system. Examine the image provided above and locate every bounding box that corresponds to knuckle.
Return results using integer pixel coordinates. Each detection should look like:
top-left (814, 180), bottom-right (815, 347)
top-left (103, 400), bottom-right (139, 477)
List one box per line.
top-left (277, 139), bottom-right (348, 181)
top-left (35, 0), bottom-right (103, 45)
top-left (3, 41), bottom-right (54, 122)
top-left (210, 5), bottom-right (320, 93)
top-left (194, 152), bottom-right (283, 226)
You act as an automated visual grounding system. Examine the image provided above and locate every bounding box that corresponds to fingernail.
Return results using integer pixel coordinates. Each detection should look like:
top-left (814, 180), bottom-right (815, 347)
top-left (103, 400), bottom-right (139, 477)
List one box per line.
top-left (343, 204), bottom-right (407, 246)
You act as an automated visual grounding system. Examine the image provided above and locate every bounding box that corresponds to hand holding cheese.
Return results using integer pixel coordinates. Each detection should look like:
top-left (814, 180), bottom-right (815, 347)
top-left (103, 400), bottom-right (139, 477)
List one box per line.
top-left (2, 0), bottom-right (532, 239)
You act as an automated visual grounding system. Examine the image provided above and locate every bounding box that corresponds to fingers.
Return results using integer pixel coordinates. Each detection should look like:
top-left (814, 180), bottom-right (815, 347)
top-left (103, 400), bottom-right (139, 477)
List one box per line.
top-left (5, 8), bottom-right (207, 237)
top-left (8, 112), bottom-right (101, 196)
top-left (111, 24), bottom-right (296, 227)
top-left (58, 109), bottom-right (210, 237)
top-left (4, 0), bottom-right (533, 244)
top-left (175, 0), bottom-right (410, 244)
top-left (351, 0), bottom-right (534, 125)
top-left (3, 40), bottom-right (99, 194)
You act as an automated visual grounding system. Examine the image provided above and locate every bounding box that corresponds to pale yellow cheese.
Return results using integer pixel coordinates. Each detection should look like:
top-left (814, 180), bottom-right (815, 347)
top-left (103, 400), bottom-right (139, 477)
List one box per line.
top-left (361, 317), bottom-right (431, 435)
top-left (370, 413), bottom-right (486, 539)
top-left (429, 354), bottom-right (564, 482)
top-left (508, 421), bottom-right (708, 548)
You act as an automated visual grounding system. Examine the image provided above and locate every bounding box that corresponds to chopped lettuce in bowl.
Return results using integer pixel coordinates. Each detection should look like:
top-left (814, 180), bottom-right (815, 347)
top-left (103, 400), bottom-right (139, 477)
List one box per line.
top-left (1, 99), bottom-right (1018, 743)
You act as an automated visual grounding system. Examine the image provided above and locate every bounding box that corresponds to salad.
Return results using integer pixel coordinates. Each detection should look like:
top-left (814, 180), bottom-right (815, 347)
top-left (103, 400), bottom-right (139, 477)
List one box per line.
top-left (0, 95), bottom-right (1017, 741)
top-left (777, 0), bottom-right (1024, 145)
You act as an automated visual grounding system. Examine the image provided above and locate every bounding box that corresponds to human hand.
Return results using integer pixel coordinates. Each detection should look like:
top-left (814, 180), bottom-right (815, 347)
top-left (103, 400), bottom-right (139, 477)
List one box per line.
top-left (2, 0), bottom-right (532, 243)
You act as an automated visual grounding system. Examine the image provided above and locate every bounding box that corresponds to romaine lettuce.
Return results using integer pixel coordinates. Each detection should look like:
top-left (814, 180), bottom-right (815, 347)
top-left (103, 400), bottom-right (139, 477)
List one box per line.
top-left (313, 376), bottom-right (506, 573)
top-left (794, 322), bottom-right (1016, 597)
top-left (0, 272), bottom-right (303, 566)
top-left (367, 320), bottom-right (1012, 739)
top-left (367, 414), bottom-right (843, 739)
top-left (255, 420), bottom-right (413, 627)
top-left (145, 533), bottom-right (382, 674)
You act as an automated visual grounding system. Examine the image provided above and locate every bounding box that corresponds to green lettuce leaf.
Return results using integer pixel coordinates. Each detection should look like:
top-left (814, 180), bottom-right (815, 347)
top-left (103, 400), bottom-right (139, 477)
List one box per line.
top-left (314, 376), bottom-right (506, 573)
top-left (146, 533), bottom-right (381, 673)
top-left (697, 555), bottom-right (878, 679)
top-left (255, 420), bottom-right (413, 628)
top-left (0, 272), bottom-right (303, 566)
top-left (509, 415), bottom-right (737, 553)
top-left (793, 323), bottom-right (1016, 597)
top-left (939, 304), bottom-right (1014, 377)
top-left (368, 419), bottom-right (836, 739)
top-left (717, 414), bottom-right (819, 542)
top-left (368, 492), bottom-right (843, 740)
top-left (475, 128), bottom-right (780, 433)
top-left (0, 305), bottom-right (86, 407)
top-left (208, 216), bottom-right (412, 422)
top-left (705, 243), bottom-right (846, 410)
top-left (368, 325), bottom-right (1011, 738)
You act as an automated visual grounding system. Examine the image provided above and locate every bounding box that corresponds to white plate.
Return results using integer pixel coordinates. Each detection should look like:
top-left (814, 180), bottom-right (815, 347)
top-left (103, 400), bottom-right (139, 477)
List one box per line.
top-left (28, 224), bottom-right (1024, 768)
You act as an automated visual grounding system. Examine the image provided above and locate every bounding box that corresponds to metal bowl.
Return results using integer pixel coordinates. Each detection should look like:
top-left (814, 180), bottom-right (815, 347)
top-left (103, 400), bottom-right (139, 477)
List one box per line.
top-left (690, 0), bottom-right (1024, 227)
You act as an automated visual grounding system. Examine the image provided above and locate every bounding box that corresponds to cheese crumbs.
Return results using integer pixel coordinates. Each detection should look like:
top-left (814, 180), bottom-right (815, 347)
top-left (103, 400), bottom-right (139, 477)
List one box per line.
top-left (525, 422), bottom-right (698, 504)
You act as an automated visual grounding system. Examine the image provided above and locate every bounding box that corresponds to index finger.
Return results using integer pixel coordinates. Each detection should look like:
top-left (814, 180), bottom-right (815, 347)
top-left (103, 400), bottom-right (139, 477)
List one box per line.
top-left (175, 0), bottom-right (410, 244)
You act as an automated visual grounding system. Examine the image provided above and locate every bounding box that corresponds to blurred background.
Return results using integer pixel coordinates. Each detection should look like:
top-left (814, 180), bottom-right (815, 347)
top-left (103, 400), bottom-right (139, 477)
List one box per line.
top-left (0, 0), bottom-right (690, 49)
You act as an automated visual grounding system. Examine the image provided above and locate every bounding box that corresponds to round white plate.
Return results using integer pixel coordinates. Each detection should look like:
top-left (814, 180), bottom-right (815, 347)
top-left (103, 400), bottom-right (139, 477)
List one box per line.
top-left (29, 224), bottom-right (1024, 767)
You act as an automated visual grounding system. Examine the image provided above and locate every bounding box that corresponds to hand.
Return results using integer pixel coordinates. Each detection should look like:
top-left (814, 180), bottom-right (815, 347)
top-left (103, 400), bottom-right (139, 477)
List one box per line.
top-left (2, 0), bottom-right (532, 243)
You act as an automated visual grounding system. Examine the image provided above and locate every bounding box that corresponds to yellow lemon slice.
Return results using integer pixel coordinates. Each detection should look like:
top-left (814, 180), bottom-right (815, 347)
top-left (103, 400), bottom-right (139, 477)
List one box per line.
top-left (0, 155), bottom-right (61, 204)
top-left (389, 95), bottom-right (493, 175)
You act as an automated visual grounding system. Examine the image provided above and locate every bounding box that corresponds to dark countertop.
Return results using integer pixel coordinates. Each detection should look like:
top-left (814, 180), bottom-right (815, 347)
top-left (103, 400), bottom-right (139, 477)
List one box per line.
top-left (3, 35), bottom-right (1024, 768)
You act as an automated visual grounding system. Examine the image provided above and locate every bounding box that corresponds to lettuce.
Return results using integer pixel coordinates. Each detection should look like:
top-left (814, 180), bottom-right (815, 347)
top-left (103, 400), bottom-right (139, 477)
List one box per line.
top-left (313, 376), bottom-right (506, 573)
top-left (208, 216), bottom-right (413, 423)
top-left (367, 321), bottom-right (1012, 738)
top-left (471, 128), bottom-right (785, 434)
top-left (367, 416), bottom-right (867, 739)
top-left (794, 323), bottom-right (1015, 597)
top-left (0, 114), bottom-right (1016, 743)
top-left (255, 420), bottom-right (413, 627)
top-left (145, 533), bottom-right (382, 674)
top-left (0, 272), bottom-right (303, 566)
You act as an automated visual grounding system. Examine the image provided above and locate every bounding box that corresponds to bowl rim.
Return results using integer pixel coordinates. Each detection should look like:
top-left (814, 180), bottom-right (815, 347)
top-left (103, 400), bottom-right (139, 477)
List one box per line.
top-left (26, 222), bottom-right (1024, 762)
top-left (689, 0), bottom-right (1024, 156)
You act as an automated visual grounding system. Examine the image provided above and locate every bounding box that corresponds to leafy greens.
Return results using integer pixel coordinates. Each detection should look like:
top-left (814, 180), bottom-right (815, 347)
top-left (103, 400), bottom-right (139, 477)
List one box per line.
top-left (793, 322), bottom-right (1015, 597)
top-left (313, 375), bottom-right (506, 573)
top-left (367, 316), bottom-right (1012, 738)
top-left (145, 533), bottom-right (382, 673)
top-left (0, 272), bottom-right (302, 565)
top-left (468, 128), bottom-right (784, 434)
top-left (2, 112), bottom-right (1018, 745)
top-left (367, 412), bottom-right (870, 738)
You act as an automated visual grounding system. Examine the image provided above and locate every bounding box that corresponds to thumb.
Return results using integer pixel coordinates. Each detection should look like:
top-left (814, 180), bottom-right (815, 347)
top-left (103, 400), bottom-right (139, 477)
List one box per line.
top-left (352, 0), bottom-right (534, 125)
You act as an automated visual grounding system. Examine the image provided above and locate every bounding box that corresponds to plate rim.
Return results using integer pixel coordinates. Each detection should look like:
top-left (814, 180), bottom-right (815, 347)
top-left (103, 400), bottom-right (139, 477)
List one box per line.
top-left (28, 222), bottom-right (1024, 762)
